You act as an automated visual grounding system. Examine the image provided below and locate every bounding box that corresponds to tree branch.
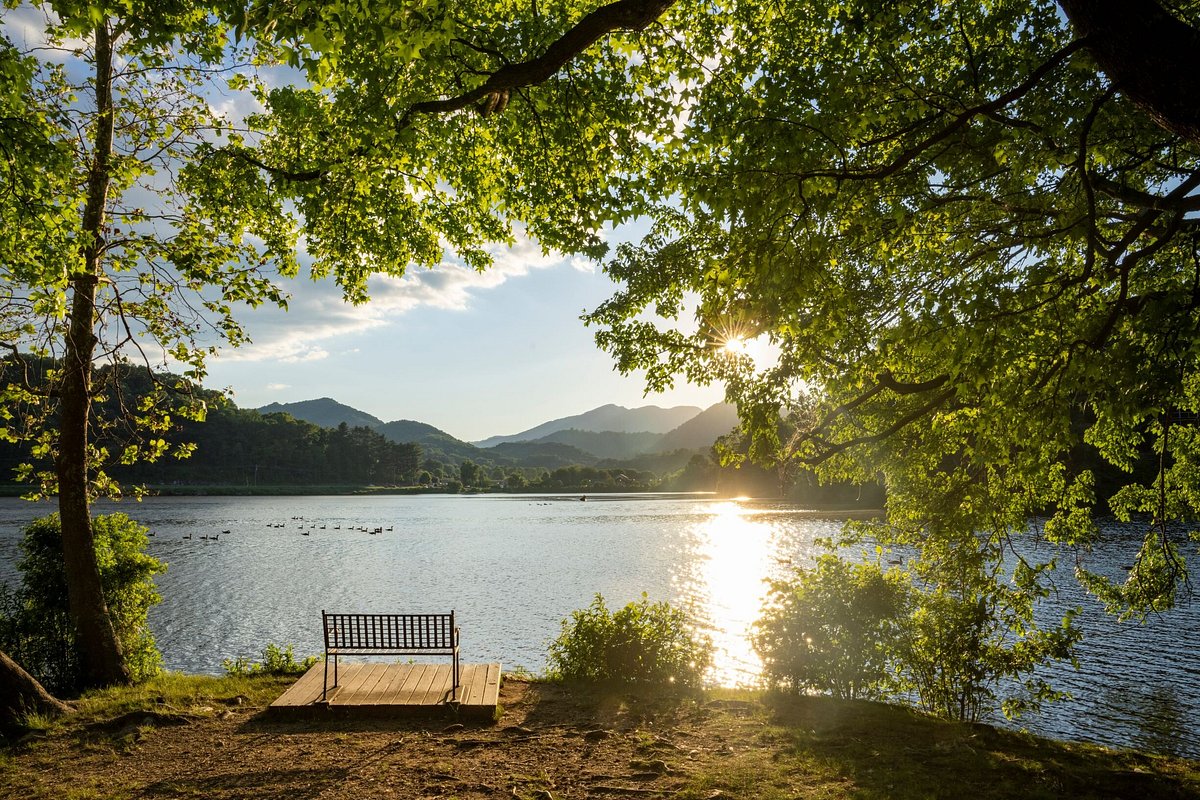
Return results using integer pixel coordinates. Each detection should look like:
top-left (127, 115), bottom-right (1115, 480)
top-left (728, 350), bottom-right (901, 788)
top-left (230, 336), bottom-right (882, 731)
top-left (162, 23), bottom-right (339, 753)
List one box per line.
top-left (800, 387), bottom-right (959, 466)
top-left (233, 0), bottom-right (676, 182)
top-left (0, 343), bottom-right (58, 398)
top-left (1059, 0), bottom-right (1200, 146)
top-left (397, 0), bottom-right (675, 128)
top-left (796, 39), bottom-right (1086, 183)
top-left (1090, 174), bottom-right (1200, 212)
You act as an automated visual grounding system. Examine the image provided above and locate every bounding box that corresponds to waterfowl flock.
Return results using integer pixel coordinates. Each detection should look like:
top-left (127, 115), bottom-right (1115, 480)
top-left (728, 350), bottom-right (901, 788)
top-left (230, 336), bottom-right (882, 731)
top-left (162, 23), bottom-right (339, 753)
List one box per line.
top-left (163, 517), bottom-right (400, 542)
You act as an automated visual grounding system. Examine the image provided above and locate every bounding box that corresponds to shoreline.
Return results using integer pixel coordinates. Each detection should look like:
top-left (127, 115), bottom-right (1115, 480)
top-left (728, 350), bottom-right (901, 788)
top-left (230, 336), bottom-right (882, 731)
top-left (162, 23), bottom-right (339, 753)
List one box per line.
top-left (0, 484), bottom-right (886, 513)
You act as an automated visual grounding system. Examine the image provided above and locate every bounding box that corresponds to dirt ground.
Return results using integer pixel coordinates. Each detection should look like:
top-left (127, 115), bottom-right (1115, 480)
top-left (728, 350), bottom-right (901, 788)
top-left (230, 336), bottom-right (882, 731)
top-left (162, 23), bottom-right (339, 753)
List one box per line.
top-left (6, 675), bottom-right (1200, 800)
top-left (4, 678), bottom-right (760, 799)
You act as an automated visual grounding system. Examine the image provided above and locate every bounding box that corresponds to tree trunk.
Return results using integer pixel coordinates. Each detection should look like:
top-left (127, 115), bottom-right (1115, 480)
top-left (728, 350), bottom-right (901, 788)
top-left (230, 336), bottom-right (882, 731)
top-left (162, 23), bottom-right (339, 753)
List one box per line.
top-left (1059, 0), bottom-right (1200, 145)
top-left (0, 649), bottom-right (72, 731)
top-left (55, 19), bottom-right (129, 689)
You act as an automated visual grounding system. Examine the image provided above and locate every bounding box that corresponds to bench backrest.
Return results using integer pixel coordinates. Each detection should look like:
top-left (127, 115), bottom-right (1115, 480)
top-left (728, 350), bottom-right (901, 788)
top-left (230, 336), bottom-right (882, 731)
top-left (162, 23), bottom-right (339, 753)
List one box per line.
top-left (322, 611), bottom-right (456, 652)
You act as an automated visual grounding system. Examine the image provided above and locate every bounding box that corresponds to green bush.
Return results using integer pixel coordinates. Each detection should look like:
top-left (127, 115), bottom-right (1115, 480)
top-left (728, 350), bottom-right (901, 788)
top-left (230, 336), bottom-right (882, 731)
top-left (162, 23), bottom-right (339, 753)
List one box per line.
top-left (0, 512), bottom-right (165, 694)
top-left (898, 565), bottom-right (1080, 722)
top-left (753, 555), bottom-right (909, 700)
top-left (753, 549), bottom-right (1080, 722)
top-left (222, 643), bottom-right (318, 676)
top-left (547, 593), bottom-right (712, 688)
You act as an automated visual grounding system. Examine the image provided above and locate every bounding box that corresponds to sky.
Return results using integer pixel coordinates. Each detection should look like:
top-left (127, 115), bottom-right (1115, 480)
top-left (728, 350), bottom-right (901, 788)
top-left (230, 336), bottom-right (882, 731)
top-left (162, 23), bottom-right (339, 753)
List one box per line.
top-left (205, 238), bottom-right (726, 443)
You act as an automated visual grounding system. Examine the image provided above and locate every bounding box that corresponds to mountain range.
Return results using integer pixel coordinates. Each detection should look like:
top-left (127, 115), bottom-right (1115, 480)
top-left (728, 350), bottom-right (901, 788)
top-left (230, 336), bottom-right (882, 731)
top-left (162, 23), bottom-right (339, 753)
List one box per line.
top-left (256, 397), bottom-right (740, 468)
top-left (473, 403), bottom-right (702, 447)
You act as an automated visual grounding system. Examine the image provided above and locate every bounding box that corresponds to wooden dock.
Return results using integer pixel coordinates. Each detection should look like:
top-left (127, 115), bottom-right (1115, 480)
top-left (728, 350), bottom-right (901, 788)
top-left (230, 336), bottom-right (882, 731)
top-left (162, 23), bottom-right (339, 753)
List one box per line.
top-left (268, 661), bottom-right (501, 721)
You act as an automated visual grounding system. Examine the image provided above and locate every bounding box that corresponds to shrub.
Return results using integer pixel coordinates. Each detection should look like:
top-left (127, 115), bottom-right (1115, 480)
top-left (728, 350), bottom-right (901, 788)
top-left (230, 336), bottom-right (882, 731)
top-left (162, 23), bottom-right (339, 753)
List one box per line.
top-left (547, 593), bottom-right (712, 688)
top-left (754, 547), bottom-right (1080, 722)
top-left (0, 513), bottom-right (165, 694)
top-left (222, 643), bottom-right (318, 676)
top-left (753, 555), bottom-right (910, 700)
top-left (898, 560), bottom-right (1081, 722)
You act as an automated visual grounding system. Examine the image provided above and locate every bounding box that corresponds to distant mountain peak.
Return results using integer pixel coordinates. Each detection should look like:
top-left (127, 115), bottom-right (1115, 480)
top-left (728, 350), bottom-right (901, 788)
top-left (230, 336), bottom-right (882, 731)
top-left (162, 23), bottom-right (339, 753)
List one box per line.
top-left (473, 403), bottom-right (705, 448)
top-left (257, 398), bottom-right (384, 430)
top-left (656, 402), bottom-right (740, 452)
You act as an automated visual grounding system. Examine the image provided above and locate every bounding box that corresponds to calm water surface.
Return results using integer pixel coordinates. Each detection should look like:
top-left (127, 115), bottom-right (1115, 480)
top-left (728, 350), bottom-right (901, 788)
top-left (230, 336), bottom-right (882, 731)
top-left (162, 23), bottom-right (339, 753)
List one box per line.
top-left (0, 494), bottom-right (1196, 758)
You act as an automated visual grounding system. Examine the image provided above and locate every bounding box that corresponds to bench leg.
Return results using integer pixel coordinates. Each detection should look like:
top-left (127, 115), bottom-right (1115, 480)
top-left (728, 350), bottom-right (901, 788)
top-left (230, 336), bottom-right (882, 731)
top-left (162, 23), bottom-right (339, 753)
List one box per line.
top-left (322, 654), bottom-right (340, 702)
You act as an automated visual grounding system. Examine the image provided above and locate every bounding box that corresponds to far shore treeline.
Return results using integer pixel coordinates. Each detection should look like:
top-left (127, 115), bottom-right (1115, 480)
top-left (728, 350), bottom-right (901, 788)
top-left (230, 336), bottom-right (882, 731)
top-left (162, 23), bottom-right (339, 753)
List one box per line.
top-left (0, 358), bottom-right (882, 504)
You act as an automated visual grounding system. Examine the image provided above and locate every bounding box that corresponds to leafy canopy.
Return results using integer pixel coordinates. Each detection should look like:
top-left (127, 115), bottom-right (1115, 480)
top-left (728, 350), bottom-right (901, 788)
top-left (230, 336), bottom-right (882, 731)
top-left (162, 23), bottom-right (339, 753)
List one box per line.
top-left (588, 0), bottom-right (1200, 614)
top-left (0, 0), bottom-right (693, 496)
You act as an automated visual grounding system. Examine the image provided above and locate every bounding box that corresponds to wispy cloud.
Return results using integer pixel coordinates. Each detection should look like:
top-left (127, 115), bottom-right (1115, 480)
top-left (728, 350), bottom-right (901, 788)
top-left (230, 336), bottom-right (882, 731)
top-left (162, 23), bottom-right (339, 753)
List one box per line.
top-left (569, 256), bottom-right (596, 274)
top-left (3, 6), bottom-right (88, 60)
top-left (215, 235), bottom-right (568, 363)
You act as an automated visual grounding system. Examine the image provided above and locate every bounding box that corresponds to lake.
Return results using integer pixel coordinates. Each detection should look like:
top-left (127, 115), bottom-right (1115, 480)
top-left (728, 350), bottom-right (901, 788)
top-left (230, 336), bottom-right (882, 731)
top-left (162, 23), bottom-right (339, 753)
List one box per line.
top-left (0, 493), bottom-right (1196, 758)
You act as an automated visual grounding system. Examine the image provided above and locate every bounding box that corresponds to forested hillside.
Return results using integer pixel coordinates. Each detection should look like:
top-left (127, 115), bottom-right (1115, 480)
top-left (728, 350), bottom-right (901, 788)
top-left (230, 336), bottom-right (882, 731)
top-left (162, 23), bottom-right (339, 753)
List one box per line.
top-left (257, 398), bottom-right (383, 429)
top-left (117, 409), bottom-right (422, 487)
top-left (0, 361), bottom-right (716, 493)
top-left (0, 359), bottom-right (886, 502)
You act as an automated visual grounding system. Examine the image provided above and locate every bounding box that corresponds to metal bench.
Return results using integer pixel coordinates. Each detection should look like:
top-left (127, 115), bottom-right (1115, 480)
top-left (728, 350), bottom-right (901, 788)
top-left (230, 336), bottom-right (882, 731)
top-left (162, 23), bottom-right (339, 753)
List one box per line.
top-left (321, 611), bottom-right (460, 701)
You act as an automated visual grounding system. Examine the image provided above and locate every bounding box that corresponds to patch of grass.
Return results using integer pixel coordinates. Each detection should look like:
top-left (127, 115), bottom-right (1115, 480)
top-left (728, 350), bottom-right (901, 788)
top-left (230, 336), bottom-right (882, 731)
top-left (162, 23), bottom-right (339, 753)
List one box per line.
top-left (16, 712), bottom-right (58, 734)
top-left (503, 665), bottom-right (542, 681)
top-left (68, 672), bottom-right (291, 725)
top-left (678, 692), bottom-right (1200, 800)
top-left (705, 686), bottom-right (763, 703)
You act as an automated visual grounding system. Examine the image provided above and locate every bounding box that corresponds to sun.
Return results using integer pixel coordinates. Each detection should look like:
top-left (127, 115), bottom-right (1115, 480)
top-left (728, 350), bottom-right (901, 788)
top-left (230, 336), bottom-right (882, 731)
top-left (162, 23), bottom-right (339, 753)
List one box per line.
top-left (722, 336), bottom-right (749, 356)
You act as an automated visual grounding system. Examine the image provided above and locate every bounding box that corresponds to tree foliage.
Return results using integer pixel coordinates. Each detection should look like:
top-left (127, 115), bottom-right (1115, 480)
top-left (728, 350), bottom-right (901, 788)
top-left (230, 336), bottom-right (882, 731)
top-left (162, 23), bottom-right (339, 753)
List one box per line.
top-left (588, 0), bottom-right (1200, 616)
top-left (755, 547), bottom-right (1080, 722)
top-left (0, 0), bottom-right (691, 685)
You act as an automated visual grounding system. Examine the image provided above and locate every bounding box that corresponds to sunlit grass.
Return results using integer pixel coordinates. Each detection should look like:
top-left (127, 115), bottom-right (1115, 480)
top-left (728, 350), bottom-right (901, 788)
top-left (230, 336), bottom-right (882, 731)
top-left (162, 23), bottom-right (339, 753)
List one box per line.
top-left (68, 672), bottom-right (292, 726)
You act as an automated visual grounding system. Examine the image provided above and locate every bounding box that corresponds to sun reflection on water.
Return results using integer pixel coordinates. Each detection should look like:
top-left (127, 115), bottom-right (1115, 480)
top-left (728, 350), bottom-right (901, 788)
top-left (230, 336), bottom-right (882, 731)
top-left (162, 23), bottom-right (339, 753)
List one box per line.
top-left (682, 501), bottom-right (788, 687)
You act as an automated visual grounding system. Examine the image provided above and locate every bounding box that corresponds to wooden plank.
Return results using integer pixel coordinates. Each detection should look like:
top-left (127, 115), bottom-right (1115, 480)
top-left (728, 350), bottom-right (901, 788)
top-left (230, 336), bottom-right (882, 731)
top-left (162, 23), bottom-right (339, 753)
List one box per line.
top-left (481, 662), bottom-right (501, 708)
top-left (339, 663), bottom-right (378, 703)
top-left (324, 658), bottom-right (361, 700)
top-left (465, 663), bottom-right (488, 706)
top-left (432, 663), bottom-right (457, 704)
top-left (397, 663), bottom-right (434, 704)
top-left (328, 662), bottom-right (366, 698)
top-left (372, 663), bottom-right (412, 703)
top-left (348, 662), bottom-right (391, 702)
top-left (455, 663), bottom-right (478, 705)
top-left (359, 661), bottom-right (394, 699)
top-left (409, 662), bottom-right (443, 705)
top-left (382, 663), bottom-right (426, 704)
top-left (271, 662), bottom-right (327, 707)
top-left (469, 663), bottom-right (488, 708)
top-left (437, 663), bottom-right (459, 704)
top-left (390, 663), bottom-right (432, 705)
top-left (331, 663), bottom-right (380, 704)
